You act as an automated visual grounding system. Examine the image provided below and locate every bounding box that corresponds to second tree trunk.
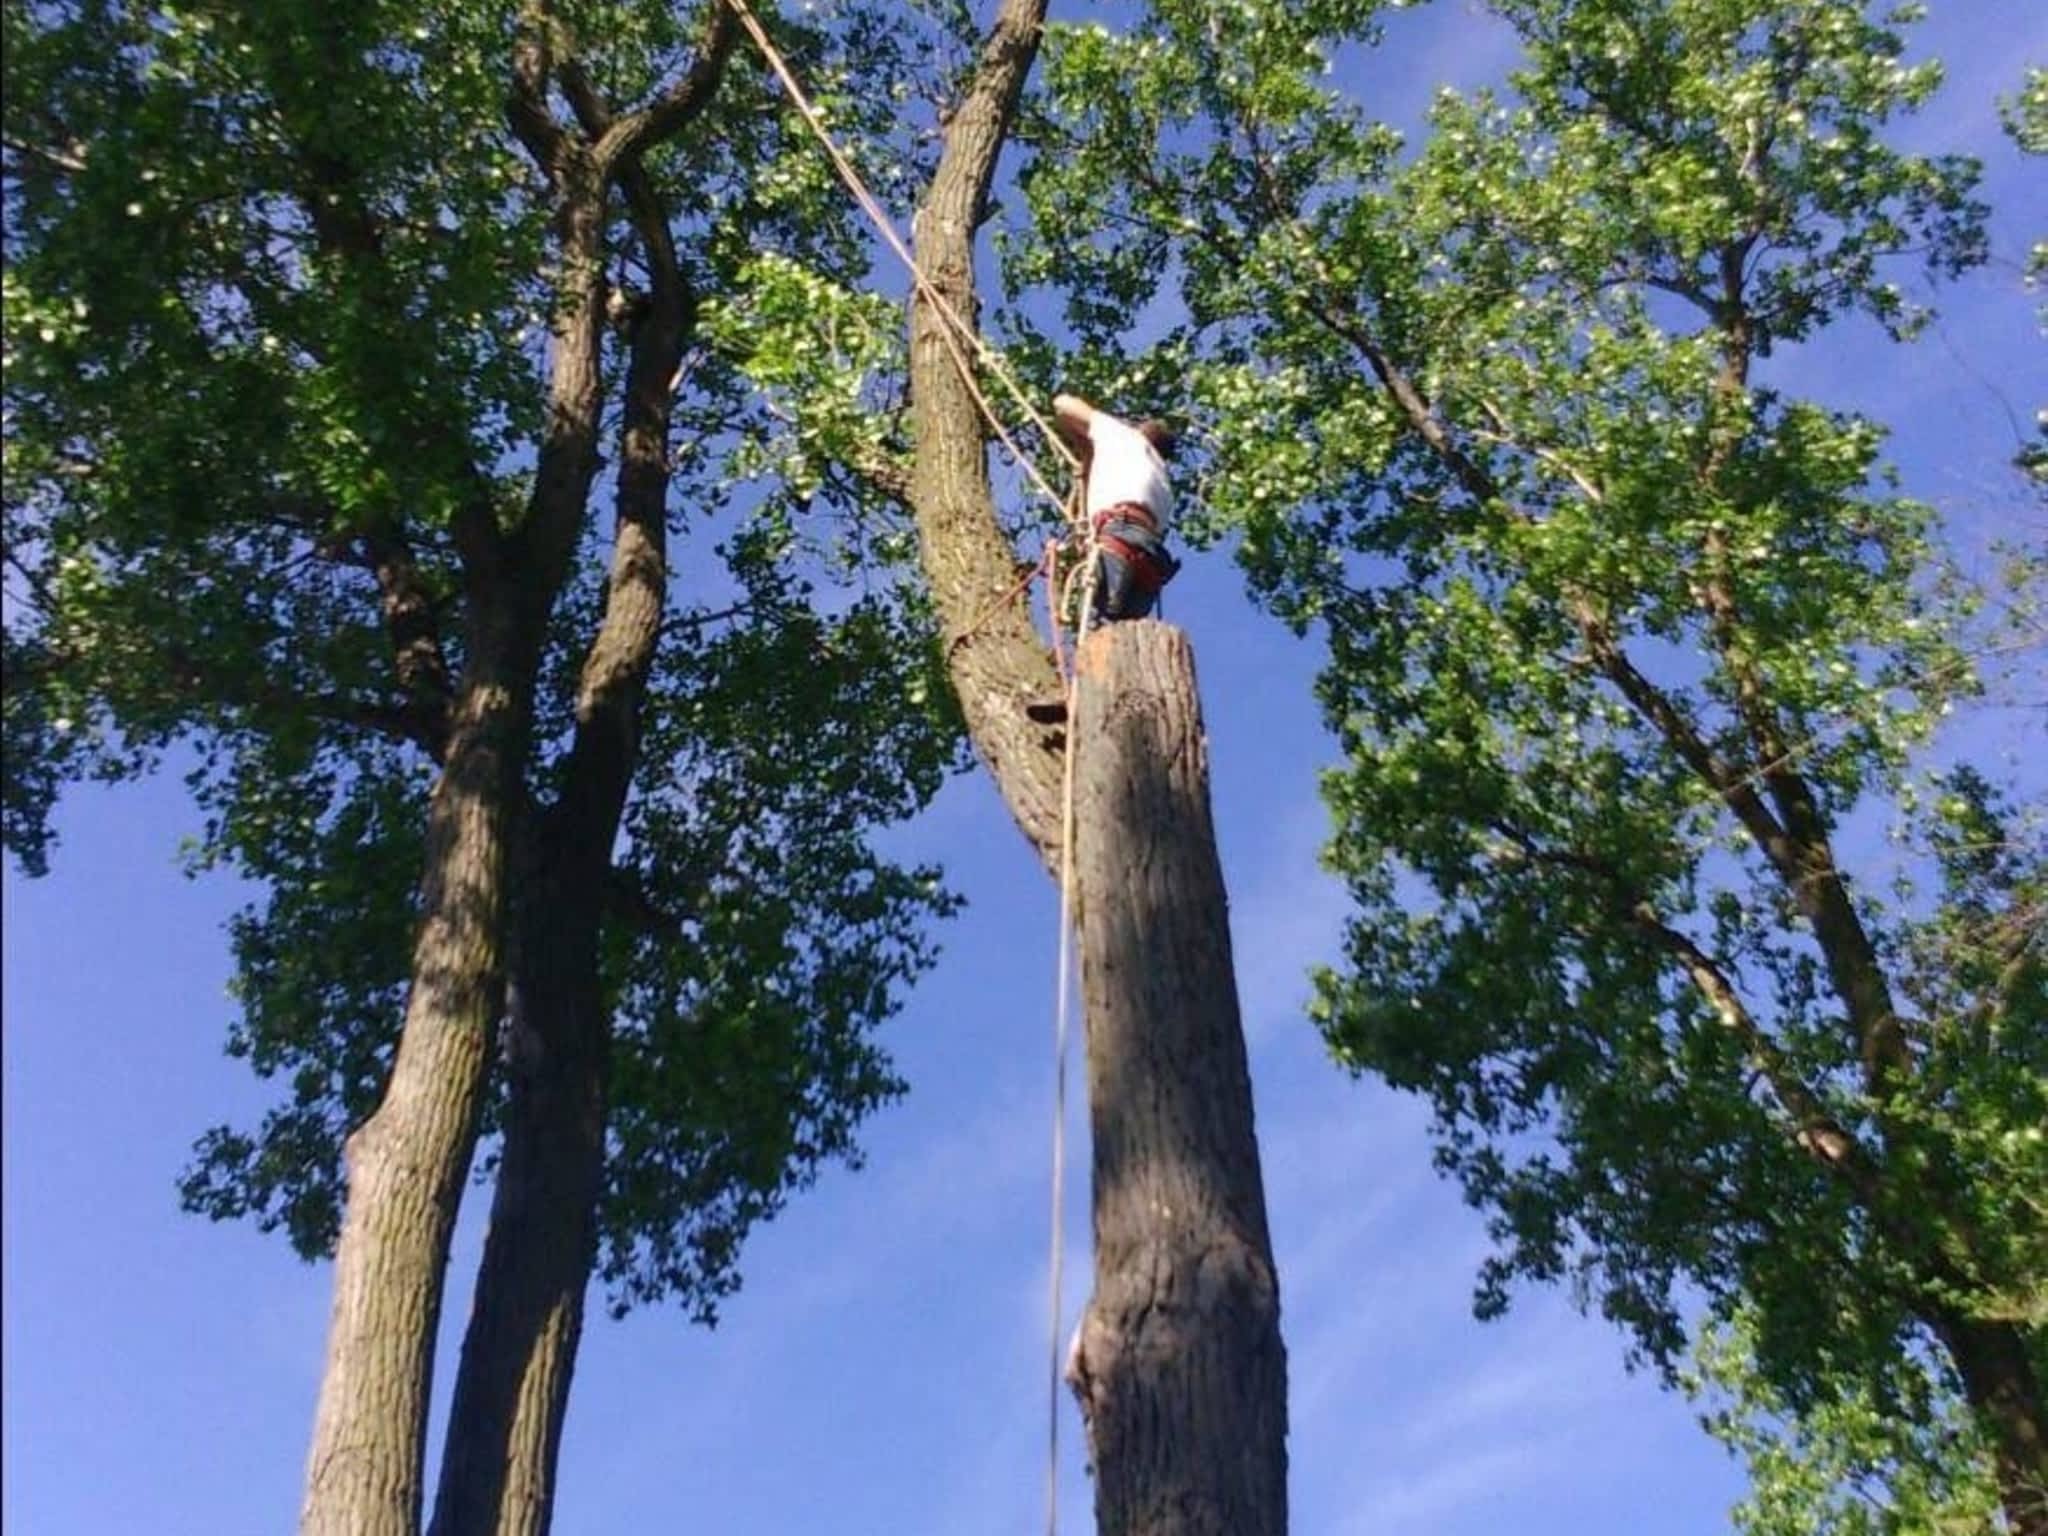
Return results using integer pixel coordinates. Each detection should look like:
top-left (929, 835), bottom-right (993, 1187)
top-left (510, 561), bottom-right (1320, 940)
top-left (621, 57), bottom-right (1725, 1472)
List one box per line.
top-left (1066, 620), bottom-right (1289, 1536)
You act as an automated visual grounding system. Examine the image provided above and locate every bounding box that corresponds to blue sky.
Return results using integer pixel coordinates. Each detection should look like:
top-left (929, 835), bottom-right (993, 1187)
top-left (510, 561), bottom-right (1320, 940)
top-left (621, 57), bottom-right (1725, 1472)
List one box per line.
top-left (5, 3), bottom-right (2043, 1533)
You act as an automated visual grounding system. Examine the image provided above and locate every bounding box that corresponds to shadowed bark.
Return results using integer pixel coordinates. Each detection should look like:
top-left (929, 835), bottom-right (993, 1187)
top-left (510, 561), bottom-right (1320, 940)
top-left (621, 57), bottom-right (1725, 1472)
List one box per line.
top-left (301, 11), bottom-right (693, 1527)
top-left (905, 0), bottom-right (1068, 867)
top-left (428, 211), bottom-right (689, 1536)
top-left (1065, 622), bottom-right (1288, 1536)
top-left (426, 39), bottom-right (712, 1536)
top-left (300, 626), bottom-right (533, 1536)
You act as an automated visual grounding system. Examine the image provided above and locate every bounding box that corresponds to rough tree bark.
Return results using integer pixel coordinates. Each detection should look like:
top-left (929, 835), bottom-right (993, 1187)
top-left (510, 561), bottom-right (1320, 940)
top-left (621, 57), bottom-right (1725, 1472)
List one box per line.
top-left (426, 25), bottom-right (727, 1532)
top-left (904, 4), bottom-right (1291, 1531)
top-left (299, 38), bottom-right (613, 1532)
top-left (423, 879), bottom-right (609, 1536)
top-left (299, 631), bottom-right (533, 1536)
top-left (1065, 623), bottom-right (1288, 1536)
top-left (428, 146), bottom-right (693, 1536)
top-left (906, 0), bottom-right (1066, 864)
top-left (1932, 1309), bottom-right (2048, 1536)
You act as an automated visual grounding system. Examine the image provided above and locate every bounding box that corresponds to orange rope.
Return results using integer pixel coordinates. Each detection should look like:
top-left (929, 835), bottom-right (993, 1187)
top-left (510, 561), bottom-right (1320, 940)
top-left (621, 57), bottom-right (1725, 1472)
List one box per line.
top-left (950, 542), bottom-right (1058, 655)
top-left (721, 0), bottom-right (1080, 521)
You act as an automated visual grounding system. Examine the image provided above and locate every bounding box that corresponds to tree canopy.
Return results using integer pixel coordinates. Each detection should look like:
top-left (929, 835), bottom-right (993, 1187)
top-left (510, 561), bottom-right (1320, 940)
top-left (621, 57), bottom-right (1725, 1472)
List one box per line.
top-left (1017, 0), bottom-right (2045, 1522)
top-left (5, 0), bottom-right (2043, 1529)
top-left (3, 0), bottom-right (963, 1325)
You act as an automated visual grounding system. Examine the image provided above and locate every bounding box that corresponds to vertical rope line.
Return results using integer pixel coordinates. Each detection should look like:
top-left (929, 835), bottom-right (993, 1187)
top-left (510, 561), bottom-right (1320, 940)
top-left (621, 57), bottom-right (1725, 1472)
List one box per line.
top-left (1047, 521), bottom-right (1102, 1536)
top-left (715, 9), bottom-right (1098, 1526)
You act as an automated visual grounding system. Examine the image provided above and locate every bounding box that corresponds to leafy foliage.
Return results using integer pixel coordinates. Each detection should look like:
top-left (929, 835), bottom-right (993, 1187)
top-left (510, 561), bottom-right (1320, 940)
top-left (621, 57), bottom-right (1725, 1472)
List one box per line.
top-left (2003, 67), bottom-right (2048, 159)
top-left (4, 0), bottom-right (967, 1320)
top-left (2001, 65), bottom-right (2047, 484)
top-left (1689, 1310), bottom-right (2005, 1535)
top-left (1015, 0), bottom-right (2045, 1514)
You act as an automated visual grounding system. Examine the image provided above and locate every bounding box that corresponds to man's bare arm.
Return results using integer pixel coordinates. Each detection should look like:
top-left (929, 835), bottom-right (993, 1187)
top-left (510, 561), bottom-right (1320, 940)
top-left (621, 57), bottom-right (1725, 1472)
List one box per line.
top-left (1052, 391), bottom-right (1097, 460)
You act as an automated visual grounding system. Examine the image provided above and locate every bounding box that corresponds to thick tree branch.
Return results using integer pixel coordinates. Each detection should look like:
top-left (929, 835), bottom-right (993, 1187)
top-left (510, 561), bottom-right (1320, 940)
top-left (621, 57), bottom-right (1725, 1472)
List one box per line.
top-left (1, 133), bottom-right (89, 174)
top-left (13, 521), bottom-right (452, 761)
top-left (1579, 626), bottom-right (1795, 856)
top-left (555, 57), bottom-right (614, 140)
top-left (507, 1), bottom-right (571, 170)
top-left (1487, 819), bottom-right (1881, 1200)
top-left (842, 452), bottom-right (913, 504)
top-left (1689, 234), bottom-right (1911, 1089)
top-left (905, 0), bottom-right (1066, 868)
top-left (248, 498), bottom-right (461, 756)
top-left (508, 161), bottom-right (609, 614)
top-left (592, 3), bottom-right (739, 171)
top-left (1632, 905), bottom-right (1880, 1200)
top-left (540, 170), bottom-right (690, 865)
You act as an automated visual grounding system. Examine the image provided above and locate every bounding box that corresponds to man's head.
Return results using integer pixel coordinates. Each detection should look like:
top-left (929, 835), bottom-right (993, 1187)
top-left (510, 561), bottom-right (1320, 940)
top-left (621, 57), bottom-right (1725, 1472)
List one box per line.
top-left (1137, 419), bottom-right (1178, 461)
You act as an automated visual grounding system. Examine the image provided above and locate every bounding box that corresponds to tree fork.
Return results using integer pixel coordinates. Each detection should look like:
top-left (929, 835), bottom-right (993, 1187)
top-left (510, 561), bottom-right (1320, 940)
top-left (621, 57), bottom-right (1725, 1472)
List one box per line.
top-left (429, 140), bottom-right (690, 1536)
top-left (1065, 621), bottom-right (1288, 1536)
top-left (301, 128), bottom-right (605, 1530)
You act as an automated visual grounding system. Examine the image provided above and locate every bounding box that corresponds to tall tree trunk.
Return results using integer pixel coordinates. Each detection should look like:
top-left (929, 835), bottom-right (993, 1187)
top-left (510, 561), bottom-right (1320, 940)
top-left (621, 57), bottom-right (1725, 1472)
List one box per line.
top-left (425, 878), bottom-right (609, 1536)
top-left (301, 142), bottom-right (606, 1535)
top-left (1064, 622), bottom-right (1288, 1536)
top-left (901, 3), bottom-right (1291, 1530)
top-left (300, 638), bottom-right (531, 1536)
top-left (428, 168), bottom-right (685, 1536)
top-left (1931, 1309), bottom-right (2048, 1536)
top-left (906, 0), bottom-right (1066, 864)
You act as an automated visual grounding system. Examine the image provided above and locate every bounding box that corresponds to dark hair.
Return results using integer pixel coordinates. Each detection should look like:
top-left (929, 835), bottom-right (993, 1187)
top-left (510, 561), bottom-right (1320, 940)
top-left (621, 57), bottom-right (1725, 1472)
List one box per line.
top-left (1137, 418), bottom-right (1178, 460)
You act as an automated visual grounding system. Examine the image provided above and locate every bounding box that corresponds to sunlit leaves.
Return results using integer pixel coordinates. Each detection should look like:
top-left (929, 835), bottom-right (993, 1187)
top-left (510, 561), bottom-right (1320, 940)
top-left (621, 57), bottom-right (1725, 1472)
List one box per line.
top-left (1688, 1311), bottom-right (2005, 1536)
top-left (1017, 0), bottom-right (2038, 1510)
top-left (3, 0), bottom-right (972, 1324)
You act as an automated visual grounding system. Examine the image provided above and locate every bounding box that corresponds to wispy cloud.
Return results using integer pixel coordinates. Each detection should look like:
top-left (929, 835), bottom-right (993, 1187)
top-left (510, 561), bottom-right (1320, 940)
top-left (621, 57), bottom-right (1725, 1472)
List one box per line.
top-left (1224, 790), bottom-right (1353, 1045)
top-left (1337, 1432), bottom-right (1575, 1535)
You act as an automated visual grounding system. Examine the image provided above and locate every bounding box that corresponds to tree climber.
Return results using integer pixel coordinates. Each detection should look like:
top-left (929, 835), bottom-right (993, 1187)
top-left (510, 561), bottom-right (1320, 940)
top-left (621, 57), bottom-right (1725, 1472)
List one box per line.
top-left (1051, 391), bottom-right (1180, 623)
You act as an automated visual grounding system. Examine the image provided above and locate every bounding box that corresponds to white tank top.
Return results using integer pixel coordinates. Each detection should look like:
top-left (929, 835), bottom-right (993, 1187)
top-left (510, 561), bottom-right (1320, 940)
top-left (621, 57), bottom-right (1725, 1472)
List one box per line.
top-left (1084, 414), bottom-right (1172, 530)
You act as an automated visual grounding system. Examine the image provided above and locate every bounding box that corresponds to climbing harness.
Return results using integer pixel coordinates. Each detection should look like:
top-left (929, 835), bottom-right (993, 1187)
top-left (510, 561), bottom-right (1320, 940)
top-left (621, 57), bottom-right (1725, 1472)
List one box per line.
top-left (716, 7), bottom-right (1100, 1532)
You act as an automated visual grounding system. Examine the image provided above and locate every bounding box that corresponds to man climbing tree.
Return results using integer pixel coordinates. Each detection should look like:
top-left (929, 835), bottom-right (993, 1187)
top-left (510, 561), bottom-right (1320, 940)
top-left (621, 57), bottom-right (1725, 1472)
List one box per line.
top-left (894, 3), bottom-right (1290, 1529)
top-left (1051, 392), bottom-right (1181, 623)
top-left (643, 1), bottom-right (1290, 1520)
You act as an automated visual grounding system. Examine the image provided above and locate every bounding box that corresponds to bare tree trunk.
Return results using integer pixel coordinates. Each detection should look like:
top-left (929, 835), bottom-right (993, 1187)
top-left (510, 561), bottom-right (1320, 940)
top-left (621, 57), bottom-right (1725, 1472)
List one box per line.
top-left (1932, 1309), bottom-right (2048, 1536)
top-left (300, 643), bottom-right (529, 1536)
top-left (905, 0), bottom-right (1066, 865)
top-left (895, 4), bottom-right (1292, 1530)
top-left (427, 157), bottom-right (686, 1536)
top-left (425, 879), bottom-right (608, 1536)
top-left (1063, 622), bottom-right (1288, 1536)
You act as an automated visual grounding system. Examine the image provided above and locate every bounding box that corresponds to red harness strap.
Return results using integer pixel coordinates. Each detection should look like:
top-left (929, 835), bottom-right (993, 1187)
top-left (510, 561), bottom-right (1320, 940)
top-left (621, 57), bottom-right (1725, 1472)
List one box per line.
top-left (1092, 500), bottom-right (1162, 537)
top-left (1095, 531), bottom-right (1173, 593)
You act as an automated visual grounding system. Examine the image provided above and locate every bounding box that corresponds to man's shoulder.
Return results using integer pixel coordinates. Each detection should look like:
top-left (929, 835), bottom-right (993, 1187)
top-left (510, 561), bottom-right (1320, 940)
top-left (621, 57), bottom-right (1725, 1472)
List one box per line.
top-left (1088, 412), bottom-right (1149, 454)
